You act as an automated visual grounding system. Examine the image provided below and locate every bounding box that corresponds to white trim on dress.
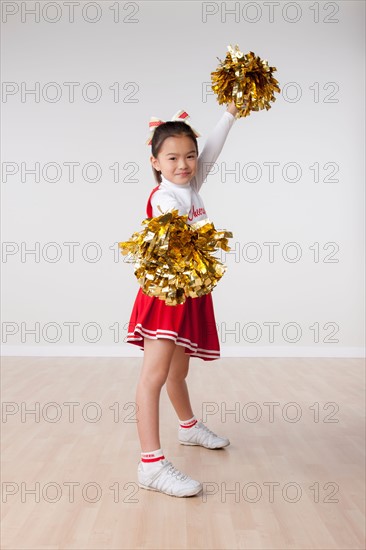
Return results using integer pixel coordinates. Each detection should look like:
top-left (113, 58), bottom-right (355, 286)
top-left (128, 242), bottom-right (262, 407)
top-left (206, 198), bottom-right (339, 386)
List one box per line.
top-left (126, 324), bottom-right (220, 360)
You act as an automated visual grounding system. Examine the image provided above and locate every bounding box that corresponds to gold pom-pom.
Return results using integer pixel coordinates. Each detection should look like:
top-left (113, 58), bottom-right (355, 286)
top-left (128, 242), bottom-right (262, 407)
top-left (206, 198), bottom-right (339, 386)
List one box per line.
top-left (119, 210), bottom-right (233, 306)
top-left (211, 44), bottom-right (280, 118)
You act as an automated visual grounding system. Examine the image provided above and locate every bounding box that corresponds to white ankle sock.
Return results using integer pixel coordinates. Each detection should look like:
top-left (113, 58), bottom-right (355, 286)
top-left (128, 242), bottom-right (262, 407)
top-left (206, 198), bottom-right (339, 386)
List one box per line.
top-left (179, 415), bottom-right (198, 429)
top-left (140, 448), bottom-right (165, 470)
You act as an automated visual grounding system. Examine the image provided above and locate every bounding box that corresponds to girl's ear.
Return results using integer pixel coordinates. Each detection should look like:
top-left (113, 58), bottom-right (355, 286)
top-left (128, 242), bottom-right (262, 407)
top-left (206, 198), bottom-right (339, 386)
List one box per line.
top-left (150, 155), bottom-right (160, 170)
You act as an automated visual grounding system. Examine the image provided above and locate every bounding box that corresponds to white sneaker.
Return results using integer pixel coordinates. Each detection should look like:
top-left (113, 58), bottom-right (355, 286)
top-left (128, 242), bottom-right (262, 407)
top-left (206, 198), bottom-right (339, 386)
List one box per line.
top-left (178, 421), bottom-right (230, 449)
top-left (137, 458), bottom-right (203, 497)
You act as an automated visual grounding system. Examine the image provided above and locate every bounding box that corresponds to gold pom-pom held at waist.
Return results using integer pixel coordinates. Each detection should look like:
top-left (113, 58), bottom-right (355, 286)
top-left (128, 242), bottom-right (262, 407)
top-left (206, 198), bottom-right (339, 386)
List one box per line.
top-left (118, 210), bottom-right (233, 306)
top-left (211, 44), bottom-right (281, 118)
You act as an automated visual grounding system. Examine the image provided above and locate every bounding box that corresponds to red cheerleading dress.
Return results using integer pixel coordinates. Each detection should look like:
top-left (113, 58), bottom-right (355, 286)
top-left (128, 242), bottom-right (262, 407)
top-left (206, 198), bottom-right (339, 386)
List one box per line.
top-left (125, 185), bottom-right (221, 361)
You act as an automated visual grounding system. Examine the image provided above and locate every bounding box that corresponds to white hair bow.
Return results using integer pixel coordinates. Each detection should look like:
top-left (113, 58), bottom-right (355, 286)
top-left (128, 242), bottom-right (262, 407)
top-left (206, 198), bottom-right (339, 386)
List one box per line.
top-left (146, 109), bottom-right (201, 146)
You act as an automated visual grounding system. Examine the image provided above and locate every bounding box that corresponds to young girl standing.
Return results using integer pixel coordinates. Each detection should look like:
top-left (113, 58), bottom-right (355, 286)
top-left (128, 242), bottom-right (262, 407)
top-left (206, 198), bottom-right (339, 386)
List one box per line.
top-left (126, 101), bottom-right (239, 497)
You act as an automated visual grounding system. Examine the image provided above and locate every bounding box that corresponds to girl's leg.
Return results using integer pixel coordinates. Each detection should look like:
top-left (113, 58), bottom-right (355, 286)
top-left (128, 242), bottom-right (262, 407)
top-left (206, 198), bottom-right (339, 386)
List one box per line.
top-left (165, 345), bottom-right (194, 421)
top-left (135, 337), bottom-right (176, 452)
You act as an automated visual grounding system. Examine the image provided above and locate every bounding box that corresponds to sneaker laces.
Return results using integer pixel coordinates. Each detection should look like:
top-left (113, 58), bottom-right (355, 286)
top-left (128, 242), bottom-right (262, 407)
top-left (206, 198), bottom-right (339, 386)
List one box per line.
top-left (197, 421), bottom-right (219, 439)
top-left (164, 461), bottom-right (189, 481)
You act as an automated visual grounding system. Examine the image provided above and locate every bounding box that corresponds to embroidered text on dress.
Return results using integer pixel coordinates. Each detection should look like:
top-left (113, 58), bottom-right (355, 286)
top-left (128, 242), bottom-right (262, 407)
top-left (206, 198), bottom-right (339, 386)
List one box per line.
top-left (188, 204), bottom-right (207, 221)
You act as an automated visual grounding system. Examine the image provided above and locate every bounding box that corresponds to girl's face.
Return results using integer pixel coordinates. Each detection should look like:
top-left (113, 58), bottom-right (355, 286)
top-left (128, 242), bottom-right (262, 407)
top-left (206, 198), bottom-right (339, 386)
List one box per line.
top-left (150, 135), bottom-right (198, 185)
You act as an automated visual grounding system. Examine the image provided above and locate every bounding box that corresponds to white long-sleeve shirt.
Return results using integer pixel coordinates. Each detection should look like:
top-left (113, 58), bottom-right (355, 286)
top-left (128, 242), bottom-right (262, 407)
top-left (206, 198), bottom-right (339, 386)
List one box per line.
top-left (150, 110), bottom-right (236, 224)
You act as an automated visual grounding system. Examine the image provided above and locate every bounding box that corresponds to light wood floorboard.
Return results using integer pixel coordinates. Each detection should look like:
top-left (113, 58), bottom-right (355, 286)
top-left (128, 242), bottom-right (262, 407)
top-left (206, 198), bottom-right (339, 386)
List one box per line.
top-left (1, 357), bottom-right (365, 549)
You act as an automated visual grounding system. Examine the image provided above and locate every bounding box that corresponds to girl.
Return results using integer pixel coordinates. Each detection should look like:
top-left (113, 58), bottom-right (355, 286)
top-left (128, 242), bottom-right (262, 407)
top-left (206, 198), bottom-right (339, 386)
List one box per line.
top-left (126, 101), bottom-right (239, 497)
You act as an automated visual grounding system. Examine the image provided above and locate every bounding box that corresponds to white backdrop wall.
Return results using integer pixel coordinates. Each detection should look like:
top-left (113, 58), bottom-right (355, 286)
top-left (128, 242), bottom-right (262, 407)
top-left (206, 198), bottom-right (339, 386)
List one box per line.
top-left (1, 0), bottom-right (365, 357)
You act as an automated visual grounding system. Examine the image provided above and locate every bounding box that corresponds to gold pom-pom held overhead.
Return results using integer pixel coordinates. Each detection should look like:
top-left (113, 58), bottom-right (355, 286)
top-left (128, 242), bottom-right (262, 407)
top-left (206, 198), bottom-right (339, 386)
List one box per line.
top-left (211, 44), bottom-right (280, 118)
top-left (118, 210), bottom-right (233, 306)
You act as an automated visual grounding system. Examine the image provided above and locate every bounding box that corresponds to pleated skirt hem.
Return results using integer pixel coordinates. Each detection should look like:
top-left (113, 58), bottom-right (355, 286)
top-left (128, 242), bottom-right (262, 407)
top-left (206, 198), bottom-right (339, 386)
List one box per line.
top-left (125, 288), bottom-right (221, 362)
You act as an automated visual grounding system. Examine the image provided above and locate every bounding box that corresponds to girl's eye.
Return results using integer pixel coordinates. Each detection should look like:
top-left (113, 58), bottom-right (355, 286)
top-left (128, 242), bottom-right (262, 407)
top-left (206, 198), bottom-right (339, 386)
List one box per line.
top-left (168, 155), bottom-right (195, 160)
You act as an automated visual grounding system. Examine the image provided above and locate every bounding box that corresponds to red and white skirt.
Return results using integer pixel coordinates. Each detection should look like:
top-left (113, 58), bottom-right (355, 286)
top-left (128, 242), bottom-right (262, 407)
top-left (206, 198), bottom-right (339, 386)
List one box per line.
top-left (125, 288), bottom-right (220, 361)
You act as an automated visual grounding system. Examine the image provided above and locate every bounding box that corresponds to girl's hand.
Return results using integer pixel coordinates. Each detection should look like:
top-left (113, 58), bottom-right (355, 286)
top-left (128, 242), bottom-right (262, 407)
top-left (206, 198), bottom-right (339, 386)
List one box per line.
top-left (226, 99), bottom-right (249, 116)
top-left (226, 100), bottom-right (238, 116)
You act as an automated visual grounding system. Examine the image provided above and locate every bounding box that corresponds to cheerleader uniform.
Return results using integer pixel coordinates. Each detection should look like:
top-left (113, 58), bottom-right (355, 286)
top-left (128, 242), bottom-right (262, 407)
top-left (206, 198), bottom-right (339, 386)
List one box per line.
top-left (126, 110), bottom-right (236, 361)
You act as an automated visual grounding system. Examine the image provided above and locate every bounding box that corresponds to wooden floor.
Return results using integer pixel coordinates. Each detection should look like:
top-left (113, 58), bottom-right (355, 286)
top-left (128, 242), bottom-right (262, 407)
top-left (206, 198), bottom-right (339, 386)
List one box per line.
top-left (1, 356), bottom-right (365, 550)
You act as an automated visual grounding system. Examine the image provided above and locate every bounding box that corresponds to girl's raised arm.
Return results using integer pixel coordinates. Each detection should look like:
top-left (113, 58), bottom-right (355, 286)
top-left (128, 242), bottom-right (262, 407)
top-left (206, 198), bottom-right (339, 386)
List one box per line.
top-left (191, 103), bottom-right (238, 192)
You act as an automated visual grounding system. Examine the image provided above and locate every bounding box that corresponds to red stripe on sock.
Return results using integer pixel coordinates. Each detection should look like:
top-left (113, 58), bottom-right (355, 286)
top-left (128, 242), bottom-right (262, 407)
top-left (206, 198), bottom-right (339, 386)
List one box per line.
top-left (180, 420), bottom-right (198, 428)
top-left (141, 455), bottom-right (165, 463)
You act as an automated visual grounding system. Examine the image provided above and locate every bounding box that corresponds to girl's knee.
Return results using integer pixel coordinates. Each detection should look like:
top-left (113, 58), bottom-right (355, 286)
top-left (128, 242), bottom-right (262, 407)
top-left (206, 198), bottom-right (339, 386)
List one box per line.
top-left (167, 364), bottom-right (189, 382)
top-left (167, 345), bottom-right (190, 382)
top-left (167, 372), bottom-right (188, 383)
top-left (140, 338), bottom-right (176, 386)
top-left (140, 370), bottom-right (168, 388)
